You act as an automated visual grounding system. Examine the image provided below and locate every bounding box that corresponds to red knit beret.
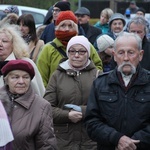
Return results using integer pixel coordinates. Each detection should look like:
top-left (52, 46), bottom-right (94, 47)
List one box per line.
top-left (1, 59), bottom-right (35, 79)
top-left (55, 10), bottom-right (78, 26)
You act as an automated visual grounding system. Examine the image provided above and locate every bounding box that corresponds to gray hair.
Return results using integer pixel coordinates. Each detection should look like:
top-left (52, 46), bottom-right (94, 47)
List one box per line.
top-left (114, 32), bottom-right (142, 50)
top-left (127, 16), bottom-right (148, 34)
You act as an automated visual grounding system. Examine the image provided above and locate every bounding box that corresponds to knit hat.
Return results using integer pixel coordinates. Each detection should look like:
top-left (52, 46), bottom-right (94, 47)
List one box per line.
top-left (75, 7), bottom-right (90, 16)
top-left (55, 10), bottom-right (78, 26)
top-left (109, 13), bottom-right (126, 27)
top-left (53, 1), bottom-right (70, 11)
top-left (1, 59), bottom-right (35, 79)
top-left (66, 35), bottom-right (90, 57)
top-left (96, 35), bottom-right (114, 52)
top-left (4, 5), bottom-right (19, 15)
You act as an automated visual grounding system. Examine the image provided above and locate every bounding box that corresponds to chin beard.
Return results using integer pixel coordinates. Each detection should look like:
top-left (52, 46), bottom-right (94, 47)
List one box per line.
top-left (117, 62), bottom-right (136, 75)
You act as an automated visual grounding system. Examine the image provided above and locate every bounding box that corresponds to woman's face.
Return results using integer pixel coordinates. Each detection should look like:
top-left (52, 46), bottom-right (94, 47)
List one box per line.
top-left (6, 70), bottom-right (31, 94)
top-left (19, 21), bottom-right (30, 37)
top-left (0, 32), bottom-right (13, 61)
top-left (68, 44), bottom-right (88, 68)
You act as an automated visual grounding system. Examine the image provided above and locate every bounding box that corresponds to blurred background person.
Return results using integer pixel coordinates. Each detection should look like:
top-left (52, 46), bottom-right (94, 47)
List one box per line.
top-left (3, 5), bottom-right (19, 16)
top-left (135, 7), bottom-right (150, 38)
top-left (94, 8), bottom-right (114, 34)
top-left (96, 34), bottom-right (114, 72)
top-left (17, 14), bottom-right (44, 63)
top-left (37, 11), bottom-right (102, 87)
top-left (0, 59), bottom-right (57, 150)
top-left (107, 13), bottom-right (126, 40)
top-left (75, 7), bottom-right (102, 45)
top-left (0, 24), bottom-right (45, 96)
top-left (40, 1), bottom-right (71, 44)
top-left (125, 1), bottom-right (139, 14)
top-left (127, 16), bottom-right (150, 71)
top-left (0, 13), bottom-right (18, 26)
top-left (44, 36), bottom-right (100, 150)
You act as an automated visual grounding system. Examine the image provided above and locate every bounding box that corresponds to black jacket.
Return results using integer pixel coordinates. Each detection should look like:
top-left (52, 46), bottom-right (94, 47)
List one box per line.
top-left (84, 66), bottom-right (150, 150)
top-left (140, 36), bottom-right (150, 71)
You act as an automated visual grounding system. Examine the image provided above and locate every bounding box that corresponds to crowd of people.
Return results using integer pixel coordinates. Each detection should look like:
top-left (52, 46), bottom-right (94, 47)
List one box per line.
top-left (0, 1), bottom-right (150, 150)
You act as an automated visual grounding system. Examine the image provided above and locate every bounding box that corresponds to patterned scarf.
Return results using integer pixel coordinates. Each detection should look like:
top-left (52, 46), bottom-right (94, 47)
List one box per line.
top-left (55, 30), bottom-right (77, 47)
top-left (22, 34), bottom-right (32, 44)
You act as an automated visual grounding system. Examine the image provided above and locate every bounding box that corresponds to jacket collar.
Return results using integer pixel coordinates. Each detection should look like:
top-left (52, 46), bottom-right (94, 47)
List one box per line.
top-left (108, 65), bottom-right (150, 86)
top-left (0, 85), bottom-right (35, 110)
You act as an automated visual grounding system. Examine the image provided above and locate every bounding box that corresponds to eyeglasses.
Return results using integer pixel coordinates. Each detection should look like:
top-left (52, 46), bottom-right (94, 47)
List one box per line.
top-left (52, 8), bottom-right (61, 13)
top-left (68, 49), bottom-right (87, 55)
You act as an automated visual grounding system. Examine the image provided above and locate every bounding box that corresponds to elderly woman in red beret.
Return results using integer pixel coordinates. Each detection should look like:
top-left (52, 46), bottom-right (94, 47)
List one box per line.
top-left (0, 59), bottom-right (57, 150)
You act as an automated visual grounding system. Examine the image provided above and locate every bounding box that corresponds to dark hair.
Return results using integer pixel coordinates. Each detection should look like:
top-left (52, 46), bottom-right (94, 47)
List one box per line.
top-left (17, 14), bottom-right (38, 44)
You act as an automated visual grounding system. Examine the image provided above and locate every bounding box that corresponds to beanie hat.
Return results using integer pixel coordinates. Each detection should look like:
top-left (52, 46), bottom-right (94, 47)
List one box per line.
top-left (109, 13), bottom-right (126, 27)
top-left (96, 35), bottom-right (114, 52)
top-left (1, 59), bottom-right (35, 80)
top-left (55, 10), bottom-right (78, 26)
top-left (4, 5), bottom-right (19, 15)
top-left (136, 7), bottom-right (146, 15)
top-left (66, 35), bottom-right (90, 57)
top-left (75, 7), bottom-right (90, 16)
top-left (53, 1), bottom-right (70, 11)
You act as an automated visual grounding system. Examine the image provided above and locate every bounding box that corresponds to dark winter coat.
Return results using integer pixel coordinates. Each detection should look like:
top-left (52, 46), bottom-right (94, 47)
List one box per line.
top-left (0, 86), bottom-right (57, 150)
top-left (84, 66), bottom-right (150, 150)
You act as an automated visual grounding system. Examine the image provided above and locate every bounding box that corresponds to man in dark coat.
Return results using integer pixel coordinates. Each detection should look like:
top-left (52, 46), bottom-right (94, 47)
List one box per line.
top-left (84, 32), bottom-right (150, 150)
top-left (75, 7), bottom-right (102, 45)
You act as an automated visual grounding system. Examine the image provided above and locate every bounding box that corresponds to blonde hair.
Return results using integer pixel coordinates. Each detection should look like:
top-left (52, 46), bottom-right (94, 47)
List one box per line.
top-left (55, 20), bottom-right (78, 34)
top-left (0, 24), bottom-right (29, 58)
top-left (101, 8), bottom-right (114, 20)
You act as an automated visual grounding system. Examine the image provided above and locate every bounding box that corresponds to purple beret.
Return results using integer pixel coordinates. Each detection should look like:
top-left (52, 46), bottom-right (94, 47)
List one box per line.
top-left (1, 59), bottom-right (35, 79)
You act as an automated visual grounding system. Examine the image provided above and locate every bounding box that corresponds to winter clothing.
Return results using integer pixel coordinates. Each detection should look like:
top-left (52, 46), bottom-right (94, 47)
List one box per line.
top-left (66, 35), bottom-right (91, 56)
top-left (80, 23), bottom-right (102, 45)
top-left (1, 59), bottom-right (35, 79)
top-left (37, 38), bottom-right (103, 87)
top-left (53, 1), bottom-right (70, 11)
top-left (0, 85), bottom-right (57, 150)
top-left (96, 34), bottom-right (114, 52)
top-left (109, 13), bottom-right (126, 27)
top-left (140, 36), bottom-right (150, 70)
top-left (55, 11), bottom-right (78, 26)
top-left (84, 66), bottom-right (150, 150)
top-left (40, 22), bottom-right (85, 44)
top-left (0, 52), bottom-right (45, 97)
top-left (44, 58), bottom-right (99, 150)
top-left (94, 21), bottom-right (109, 34)
top-left (75, 7), bottom-right (90, 16)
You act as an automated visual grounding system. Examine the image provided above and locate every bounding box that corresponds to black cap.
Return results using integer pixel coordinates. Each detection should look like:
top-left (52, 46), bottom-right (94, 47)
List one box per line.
top-left (75, 7), bottom-right (90, 16)
top-left (53, 1), bottom-right (70, 11)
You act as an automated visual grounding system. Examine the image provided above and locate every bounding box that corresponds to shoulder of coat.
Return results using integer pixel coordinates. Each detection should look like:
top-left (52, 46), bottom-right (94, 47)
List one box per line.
top-left (97, 70), bottom-right (112, 78)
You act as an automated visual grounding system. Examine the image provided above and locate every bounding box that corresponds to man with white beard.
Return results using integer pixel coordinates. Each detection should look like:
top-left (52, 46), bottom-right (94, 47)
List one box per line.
top-left (84, 32), bottom-right (150, 150)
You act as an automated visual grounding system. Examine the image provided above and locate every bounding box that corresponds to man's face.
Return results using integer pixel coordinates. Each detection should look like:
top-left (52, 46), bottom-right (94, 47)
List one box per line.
top-left (75, 14), bottom-right (90, 24)
top-left (113, 36), bottom-right (144, 75)
top-left (129, 22), bottom-right (145, 40)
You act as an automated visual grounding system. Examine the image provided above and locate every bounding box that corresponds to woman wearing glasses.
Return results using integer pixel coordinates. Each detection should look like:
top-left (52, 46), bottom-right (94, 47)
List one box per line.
top-left (44, 35), bottom-right (101, 150)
